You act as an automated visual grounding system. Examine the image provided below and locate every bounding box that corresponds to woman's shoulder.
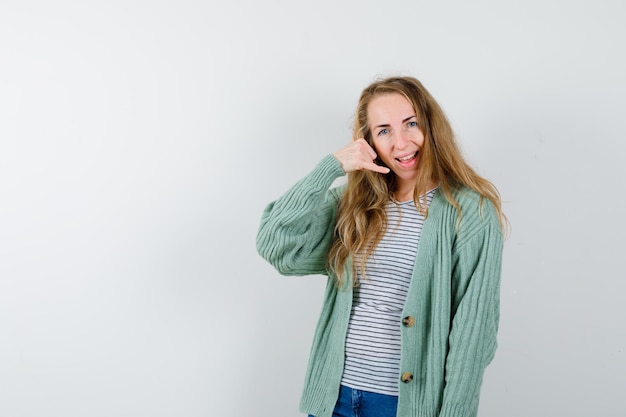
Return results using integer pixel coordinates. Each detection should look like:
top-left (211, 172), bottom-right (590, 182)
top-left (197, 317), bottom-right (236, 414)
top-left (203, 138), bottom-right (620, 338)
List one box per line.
top-left (453, 187), bottom-right (494, 211)
top-left (432, 186), bottom-right (483, 208)
top-left (434, 186), bottom-right (500, 233)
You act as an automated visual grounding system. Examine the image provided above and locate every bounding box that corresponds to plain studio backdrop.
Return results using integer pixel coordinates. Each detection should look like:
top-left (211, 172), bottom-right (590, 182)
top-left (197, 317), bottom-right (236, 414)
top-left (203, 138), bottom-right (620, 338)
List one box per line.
top-left (1, 0), bottom-right (625, 416)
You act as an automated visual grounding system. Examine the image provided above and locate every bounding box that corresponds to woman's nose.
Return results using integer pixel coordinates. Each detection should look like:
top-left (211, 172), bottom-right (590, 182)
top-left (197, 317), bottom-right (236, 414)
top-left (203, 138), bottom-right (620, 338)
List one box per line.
top-left (395, 131), bottom-right (409, 148)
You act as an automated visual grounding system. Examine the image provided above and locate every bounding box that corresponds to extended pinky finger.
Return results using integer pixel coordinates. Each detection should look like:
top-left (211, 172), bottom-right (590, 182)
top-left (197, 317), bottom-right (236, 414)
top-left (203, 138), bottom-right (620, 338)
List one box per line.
top-left (365, 163), bottom-right (390, 174)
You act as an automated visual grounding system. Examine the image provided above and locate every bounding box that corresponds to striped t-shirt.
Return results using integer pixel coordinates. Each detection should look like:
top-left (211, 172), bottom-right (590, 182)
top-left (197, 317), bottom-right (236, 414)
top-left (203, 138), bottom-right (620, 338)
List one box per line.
top-left (341, 189), bottom-right (436, 396)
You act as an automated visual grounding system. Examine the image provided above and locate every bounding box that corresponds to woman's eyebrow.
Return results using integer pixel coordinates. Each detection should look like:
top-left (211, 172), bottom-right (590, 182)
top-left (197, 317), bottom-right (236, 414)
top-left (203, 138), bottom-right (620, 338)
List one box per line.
top-left (373, 115), bottom-right (417, 130)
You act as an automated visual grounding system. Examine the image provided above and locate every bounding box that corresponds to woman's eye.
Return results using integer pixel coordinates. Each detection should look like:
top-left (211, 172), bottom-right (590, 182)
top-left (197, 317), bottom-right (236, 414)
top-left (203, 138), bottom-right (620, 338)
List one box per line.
top-left (378, 128), bottom-right (389, 136)
top-left (408, 121), bottom-right (418, 128)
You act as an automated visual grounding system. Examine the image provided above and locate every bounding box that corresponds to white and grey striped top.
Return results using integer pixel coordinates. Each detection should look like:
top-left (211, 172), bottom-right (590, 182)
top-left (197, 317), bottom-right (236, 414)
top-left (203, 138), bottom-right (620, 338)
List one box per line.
top-left (341, 188), bottom-right (436, 396)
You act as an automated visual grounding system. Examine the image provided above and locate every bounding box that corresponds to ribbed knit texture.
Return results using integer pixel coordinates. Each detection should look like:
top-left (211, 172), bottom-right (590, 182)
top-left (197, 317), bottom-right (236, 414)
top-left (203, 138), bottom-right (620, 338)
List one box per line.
top-left (256, 154), bottom-right (503, 417)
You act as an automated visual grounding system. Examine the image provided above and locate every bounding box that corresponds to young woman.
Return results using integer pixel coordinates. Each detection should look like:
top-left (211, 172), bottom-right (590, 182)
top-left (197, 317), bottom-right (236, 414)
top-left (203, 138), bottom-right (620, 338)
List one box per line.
top-left (256, 76), bottom-right (506, 417)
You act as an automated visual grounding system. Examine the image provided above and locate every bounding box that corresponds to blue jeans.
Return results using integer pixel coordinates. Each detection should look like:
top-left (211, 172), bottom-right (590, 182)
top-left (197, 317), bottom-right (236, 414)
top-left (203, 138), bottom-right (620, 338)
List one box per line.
top-left (309, 385), bottom-right (398, 417)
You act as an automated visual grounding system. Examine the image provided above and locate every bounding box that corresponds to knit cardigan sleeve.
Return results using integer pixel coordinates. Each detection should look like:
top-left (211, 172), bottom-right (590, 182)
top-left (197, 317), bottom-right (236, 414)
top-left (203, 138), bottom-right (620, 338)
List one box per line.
top-left (256, 154), bottom-right (346, 276)
top-left (439, 196), bottom-right (503, 417)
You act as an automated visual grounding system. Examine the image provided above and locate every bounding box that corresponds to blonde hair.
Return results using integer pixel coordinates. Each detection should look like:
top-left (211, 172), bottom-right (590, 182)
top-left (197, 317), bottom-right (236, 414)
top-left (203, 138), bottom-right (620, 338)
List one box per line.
top-left (328, 76), bottom-right (507, 287)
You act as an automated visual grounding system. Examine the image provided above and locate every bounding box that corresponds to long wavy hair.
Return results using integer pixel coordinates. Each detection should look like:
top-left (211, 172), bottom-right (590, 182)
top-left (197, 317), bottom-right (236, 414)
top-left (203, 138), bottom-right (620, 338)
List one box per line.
top-left (327, 76), bottom-right (507, 287)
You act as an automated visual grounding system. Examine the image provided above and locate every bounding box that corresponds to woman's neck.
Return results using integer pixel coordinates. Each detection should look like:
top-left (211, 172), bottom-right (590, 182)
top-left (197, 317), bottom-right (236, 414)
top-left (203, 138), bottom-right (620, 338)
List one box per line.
top-left (394, 190), bottom-right (414, 203)
top-left (393, 180), bottom-right (437, 202)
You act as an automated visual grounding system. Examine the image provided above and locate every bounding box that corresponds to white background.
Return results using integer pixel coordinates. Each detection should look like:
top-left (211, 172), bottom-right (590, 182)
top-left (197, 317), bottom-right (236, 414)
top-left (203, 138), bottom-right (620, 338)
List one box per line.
top-left (1, 1), bottom-right (625, 416)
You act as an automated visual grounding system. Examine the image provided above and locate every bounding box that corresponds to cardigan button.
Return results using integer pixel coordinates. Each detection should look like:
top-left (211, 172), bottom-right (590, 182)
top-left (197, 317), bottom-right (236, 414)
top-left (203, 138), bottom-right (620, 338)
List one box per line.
top-left (402, 316), bottom-right (415, 327)
top-left (401, 372), bottom-right (414, 383)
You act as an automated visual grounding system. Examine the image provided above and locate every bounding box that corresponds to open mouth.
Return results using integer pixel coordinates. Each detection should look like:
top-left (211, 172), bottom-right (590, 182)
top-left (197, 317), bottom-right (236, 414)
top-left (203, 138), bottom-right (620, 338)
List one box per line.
top-left (396, 151), bottom-right (418, 163)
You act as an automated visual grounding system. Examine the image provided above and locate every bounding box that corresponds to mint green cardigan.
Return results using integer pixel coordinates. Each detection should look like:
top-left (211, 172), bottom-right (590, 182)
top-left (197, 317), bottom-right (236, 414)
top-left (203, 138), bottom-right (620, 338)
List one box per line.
top-left (256, 155), bottom-right (503, 417)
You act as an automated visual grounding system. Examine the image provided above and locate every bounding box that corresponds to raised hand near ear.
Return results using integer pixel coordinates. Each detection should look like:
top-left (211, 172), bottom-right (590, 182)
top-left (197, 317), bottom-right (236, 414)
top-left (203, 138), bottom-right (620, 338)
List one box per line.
top-left (332, 138), bottom-right (390, 174)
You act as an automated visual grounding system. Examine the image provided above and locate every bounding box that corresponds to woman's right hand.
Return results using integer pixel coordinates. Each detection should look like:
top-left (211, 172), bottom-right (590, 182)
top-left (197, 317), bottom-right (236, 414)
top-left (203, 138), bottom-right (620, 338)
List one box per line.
top-left (332, 138), bottom-right (390, 174)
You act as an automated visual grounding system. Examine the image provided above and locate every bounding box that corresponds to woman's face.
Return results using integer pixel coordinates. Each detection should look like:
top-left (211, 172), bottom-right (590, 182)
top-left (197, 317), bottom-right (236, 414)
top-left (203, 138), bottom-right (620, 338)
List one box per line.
top-left (368, 93), bottom-right (425, 189)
